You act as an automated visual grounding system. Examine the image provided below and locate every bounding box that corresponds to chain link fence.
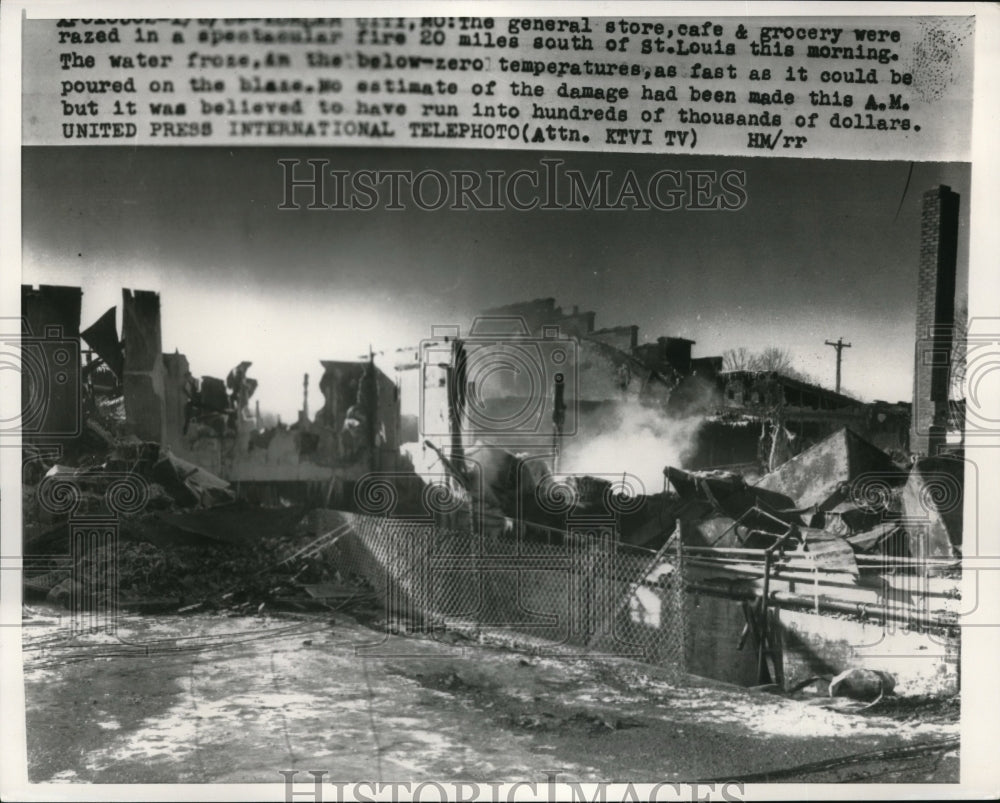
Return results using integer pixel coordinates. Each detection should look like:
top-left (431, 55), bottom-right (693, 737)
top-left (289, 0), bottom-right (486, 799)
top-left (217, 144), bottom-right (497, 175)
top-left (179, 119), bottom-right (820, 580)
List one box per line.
top-left (331, 512), bottom-right (690, 678)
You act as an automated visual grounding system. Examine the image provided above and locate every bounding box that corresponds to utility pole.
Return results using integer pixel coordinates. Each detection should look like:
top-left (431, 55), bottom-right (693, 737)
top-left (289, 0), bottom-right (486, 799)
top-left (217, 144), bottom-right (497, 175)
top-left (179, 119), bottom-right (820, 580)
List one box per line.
top-left (552, 371), bottom-right (566, 473)
top-left (367, 346), bottom-right (377, 472)
top-left (824, 337), bottom-right (851, 393)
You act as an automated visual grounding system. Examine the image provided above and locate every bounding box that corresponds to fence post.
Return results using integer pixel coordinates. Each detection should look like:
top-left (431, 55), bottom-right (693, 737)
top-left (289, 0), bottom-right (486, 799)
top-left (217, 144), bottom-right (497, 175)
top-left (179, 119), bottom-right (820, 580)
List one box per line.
top-left (674, 531), bottom-right (687, 678)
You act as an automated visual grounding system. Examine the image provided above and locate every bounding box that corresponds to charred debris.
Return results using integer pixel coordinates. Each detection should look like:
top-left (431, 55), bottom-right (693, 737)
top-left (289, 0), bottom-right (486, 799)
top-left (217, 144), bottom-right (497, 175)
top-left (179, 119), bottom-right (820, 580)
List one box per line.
top-left (20, 284), bottom-right (962, 622)
top-left (20, 185), bottom-right (966, 697)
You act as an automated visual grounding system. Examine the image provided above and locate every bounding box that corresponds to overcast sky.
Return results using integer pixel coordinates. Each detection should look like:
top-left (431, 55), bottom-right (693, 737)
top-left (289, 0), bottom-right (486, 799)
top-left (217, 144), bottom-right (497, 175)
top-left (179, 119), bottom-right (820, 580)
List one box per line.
top-left (22, 148), bottom-right (969, 419)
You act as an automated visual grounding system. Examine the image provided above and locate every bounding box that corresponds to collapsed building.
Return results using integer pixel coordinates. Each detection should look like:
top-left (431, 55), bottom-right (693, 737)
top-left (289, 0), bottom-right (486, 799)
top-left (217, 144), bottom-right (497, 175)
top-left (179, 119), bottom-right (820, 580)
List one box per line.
top-left (403, 295), bottom-right (916, 480)
top-left (22, 286), bottom-right (404, 507)
top-left (19, 185), bottom-right (966, 698)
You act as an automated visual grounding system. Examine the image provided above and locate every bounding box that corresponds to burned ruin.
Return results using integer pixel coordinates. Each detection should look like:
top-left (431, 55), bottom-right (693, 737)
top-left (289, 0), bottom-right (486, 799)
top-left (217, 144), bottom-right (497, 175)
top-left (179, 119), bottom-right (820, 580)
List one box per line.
top-left (20, 185), bottom-right (965, 705)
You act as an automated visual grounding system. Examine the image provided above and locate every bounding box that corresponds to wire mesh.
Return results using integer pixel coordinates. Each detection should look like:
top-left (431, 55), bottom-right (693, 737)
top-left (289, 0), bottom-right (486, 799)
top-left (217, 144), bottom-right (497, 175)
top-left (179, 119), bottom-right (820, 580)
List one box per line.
top-left (332, 512), bottom-right (689, 678)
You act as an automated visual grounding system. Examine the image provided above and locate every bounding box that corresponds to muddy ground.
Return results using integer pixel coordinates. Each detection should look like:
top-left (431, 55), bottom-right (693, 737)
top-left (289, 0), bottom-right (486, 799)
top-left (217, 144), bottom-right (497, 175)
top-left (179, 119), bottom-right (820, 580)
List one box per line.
top-left (22, 604), bottom-right (958, 784)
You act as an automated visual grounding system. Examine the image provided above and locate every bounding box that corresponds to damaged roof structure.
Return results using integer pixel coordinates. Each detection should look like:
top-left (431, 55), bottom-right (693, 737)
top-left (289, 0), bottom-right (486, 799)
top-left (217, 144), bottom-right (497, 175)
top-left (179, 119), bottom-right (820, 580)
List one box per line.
top-left (666, 426), bottom-right (962, 561)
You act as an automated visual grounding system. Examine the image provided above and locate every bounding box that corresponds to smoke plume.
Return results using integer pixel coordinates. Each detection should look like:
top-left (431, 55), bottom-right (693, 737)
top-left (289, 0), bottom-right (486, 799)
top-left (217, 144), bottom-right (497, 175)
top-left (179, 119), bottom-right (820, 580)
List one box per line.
top-left (558, 401), bottom-right (703, 496)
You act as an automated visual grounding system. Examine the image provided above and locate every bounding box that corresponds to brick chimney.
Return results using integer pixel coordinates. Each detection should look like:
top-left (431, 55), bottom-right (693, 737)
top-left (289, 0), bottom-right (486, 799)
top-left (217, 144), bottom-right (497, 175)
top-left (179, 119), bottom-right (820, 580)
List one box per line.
top-left (910, 185), bottom-right (960, 456)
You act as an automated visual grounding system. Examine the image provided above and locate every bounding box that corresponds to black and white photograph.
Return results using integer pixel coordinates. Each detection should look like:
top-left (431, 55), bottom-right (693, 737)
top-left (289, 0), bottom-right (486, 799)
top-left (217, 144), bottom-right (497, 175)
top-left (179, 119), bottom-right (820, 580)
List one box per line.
top-left (3, 3), bottom-right (998, 800)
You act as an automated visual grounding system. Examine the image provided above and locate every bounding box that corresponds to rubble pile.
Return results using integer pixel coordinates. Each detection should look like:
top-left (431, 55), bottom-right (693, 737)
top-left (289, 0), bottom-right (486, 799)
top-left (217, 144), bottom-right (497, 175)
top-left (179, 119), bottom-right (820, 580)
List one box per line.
top-left (22, 438), bottom-right (373, 615)
top-left (445, 427), bottom-right (962, 567)
top-left (664, 427), bottom-right (963, 564)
